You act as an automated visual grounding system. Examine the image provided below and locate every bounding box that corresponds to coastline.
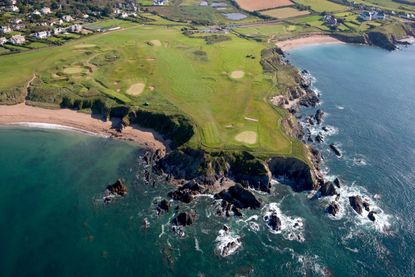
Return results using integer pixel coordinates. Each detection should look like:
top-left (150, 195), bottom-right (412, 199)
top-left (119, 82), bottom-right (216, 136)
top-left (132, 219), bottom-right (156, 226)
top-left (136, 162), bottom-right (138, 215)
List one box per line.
top-left (0, 103), bottom-right (166, 152)
top-left (275, 35), bottom-right (345, 51)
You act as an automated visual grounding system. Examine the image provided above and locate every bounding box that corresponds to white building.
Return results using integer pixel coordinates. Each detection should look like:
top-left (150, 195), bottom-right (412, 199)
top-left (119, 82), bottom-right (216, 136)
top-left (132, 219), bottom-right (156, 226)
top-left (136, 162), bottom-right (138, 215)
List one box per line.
top-left (359, 11), bottom-right (386, 21)
top-left (62, 15), bottom-right (74, 22)
top-left (33, 31), bottom-right (51, 39)
top-left (10, 34), bottom-right (25, 45)
top-left (120, 12), bottom-right (129, 18)
top-left (69, 24), bottom-right (83, 33)
top-left (9, 5), bottom-right (19, 12)
top-left (0, 26), bottom-right (12, 34)
top-left (41, 7), bottom-right (52, 15)
top-left (0, 37), bottom-right (7, 46)
top-left (154, 0), bottom-right (168, 6)
top-left (32, 10), bottom-right (42, 16)
top-left (53, 27), bottom-right (64, 35)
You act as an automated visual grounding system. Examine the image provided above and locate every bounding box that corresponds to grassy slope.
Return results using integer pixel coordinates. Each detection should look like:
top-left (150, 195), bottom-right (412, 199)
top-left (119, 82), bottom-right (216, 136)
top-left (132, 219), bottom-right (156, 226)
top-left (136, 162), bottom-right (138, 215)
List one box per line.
top-left (0, 22), bottom-right (305, 160)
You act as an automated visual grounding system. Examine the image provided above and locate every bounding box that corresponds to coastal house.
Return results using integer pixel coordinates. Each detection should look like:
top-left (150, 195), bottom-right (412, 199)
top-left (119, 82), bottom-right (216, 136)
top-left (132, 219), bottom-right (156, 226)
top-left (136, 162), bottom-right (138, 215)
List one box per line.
top-left (359, 11), bottom-right (386, 21)
top-left (12, 23), bottom-right (25, 31)
top-left (53, 27), bottom-right (64, 35)
top-left (12, 18), bottom-right (22, 25)
top-left (7, 5), bottom-right (19, 12)
top-left (32, 10), bottom-right (42, 16)
top-left (0, 26), bottom-right (12, 34)
top-left (10, 34), bottom-right (25, 45)
top-left (120, 12), bottom-right (129, 18)
top-left (41, 7), bottom-right (52, 15)
top-left (62, 15), bottom-right (74, 22)
top-left (69, 24), bottom-right (83, 33)
top-left (33, 31), bottom-right (51, 39)
top-left (153, 0), bottom-right (168, 6)
top-left (323, 15), bottom-right (338, 26)
top-left (0, 37), bottom-right (7, 45)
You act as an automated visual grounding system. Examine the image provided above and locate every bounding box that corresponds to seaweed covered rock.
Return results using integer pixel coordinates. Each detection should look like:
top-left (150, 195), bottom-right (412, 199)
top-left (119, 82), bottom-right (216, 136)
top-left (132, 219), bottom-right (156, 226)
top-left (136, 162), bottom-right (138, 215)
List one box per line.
top-left (107, 179), bottom-right (128, 196)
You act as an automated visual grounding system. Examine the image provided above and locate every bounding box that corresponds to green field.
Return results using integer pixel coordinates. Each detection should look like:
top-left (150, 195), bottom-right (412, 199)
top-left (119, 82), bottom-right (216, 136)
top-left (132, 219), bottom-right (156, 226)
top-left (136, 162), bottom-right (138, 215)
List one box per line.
top-left (294, 0), bottom-right (348, 12)
top-left (0, 23), bottom-right (305, 159)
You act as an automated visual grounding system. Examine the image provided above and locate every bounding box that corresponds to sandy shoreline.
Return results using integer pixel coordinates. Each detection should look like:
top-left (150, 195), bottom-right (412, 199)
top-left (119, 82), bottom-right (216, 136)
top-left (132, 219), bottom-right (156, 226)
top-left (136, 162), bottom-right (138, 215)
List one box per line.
top-left (0, 104), bottom-right (166, 151)
top-left (276, 35), bottom-right (344, 51)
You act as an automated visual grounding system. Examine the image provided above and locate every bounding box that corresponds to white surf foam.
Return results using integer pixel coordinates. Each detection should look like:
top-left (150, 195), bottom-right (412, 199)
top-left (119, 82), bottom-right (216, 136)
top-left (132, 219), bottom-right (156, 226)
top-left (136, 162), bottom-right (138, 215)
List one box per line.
top-left (9, 122), bottom-right (106, 137)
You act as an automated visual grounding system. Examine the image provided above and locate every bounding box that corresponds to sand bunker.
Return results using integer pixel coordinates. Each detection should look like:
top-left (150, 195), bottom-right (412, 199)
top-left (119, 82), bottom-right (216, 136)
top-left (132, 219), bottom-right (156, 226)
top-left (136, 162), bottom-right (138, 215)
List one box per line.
top-left (148, 40), bottom-right (162, 47)
top-left (63, 67), bottom-right (86, 74)
top-left (230, 70), bottom-right (245, 79)
top-left (127, 82), bottom-right (145, 96)
top-left (235, 131), bottom-right (257, 144)
top-left (74, 44), bottom-right (96, 49)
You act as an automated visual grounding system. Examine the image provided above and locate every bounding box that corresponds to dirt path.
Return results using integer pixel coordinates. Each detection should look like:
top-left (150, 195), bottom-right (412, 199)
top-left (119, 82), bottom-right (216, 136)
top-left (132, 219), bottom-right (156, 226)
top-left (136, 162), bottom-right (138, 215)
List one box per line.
top-left (24, 74), bottom-right (37, 103)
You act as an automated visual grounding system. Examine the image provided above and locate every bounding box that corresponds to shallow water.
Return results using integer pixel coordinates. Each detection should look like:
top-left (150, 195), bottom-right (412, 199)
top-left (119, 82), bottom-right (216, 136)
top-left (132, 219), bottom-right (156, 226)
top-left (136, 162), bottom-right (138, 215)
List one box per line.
top-left (1, 44), bottom-right (415, 276)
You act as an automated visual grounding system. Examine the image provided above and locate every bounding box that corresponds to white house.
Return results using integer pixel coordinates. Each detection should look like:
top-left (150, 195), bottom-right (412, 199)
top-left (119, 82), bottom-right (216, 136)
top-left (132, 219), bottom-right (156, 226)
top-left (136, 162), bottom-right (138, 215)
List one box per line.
top-left (62, 15), bottom-right (74, 22)
top-left (0, 26), bottom-right (12, 34)
top-left (154, 0), bottom-right (168, 6)
top-left (69, 24), bottom-right (83, 33)
top-left (120, 12), bottom-right (129, 18)
top-left (32, 10), bottom-right (42, 16)
top-left (323, 15), bottom-right (338, 25)
top-left (359, 11), bottom-right (386, 21)
top-left (53, 27), bottom-right (64, 35)
top-left (8, 5), bottom-right (19, 12)
top-left (0, 37), bottom-right (7, 46)
top-left (41, 7), bottom-right (52, 15)
top-left (33, 31), bottom-right (51, 39)
top-left (10, 34), bottom-right (25, 45)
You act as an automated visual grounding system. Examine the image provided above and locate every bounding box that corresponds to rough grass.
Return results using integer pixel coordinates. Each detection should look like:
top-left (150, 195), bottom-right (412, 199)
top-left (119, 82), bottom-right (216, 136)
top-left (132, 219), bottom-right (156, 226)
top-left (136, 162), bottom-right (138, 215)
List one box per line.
top-left (0, 22), bottom-right (304, 160)
top-left (293, 0), bottom-right (347, 12)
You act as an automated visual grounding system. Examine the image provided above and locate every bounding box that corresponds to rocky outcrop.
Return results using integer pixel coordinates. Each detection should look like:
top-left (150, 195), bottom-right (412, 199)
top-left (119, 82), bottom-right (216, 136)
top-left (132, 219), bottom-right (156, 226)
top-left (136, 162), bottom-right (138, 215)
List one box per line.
top-left (314, 109), bottom-right (325, 125)
top-left (349, 196), bottom-right (364, 215)
top-left (168, 180), bottom-right (205, 203)
top-left (319, 181), bottom-right (338, 197)
top-left (107, 179), bottom-right (128, 196)
top-left (157, 199), bottom-right (171, 214)
top-left (214, 184), bottom-right (261, 210)
top-left (329, 144), bottom-right (342, 157)
top-left (266, 212), bottom-right (282, 231)
top-left (268, 157), bottom-right (321, 192)
top-left (366, 31), bottom-right (396, 51)
top-left (368, 211), bottom-right (377, 222)
top-left (327, 201), bottom-right (340, 216)
top-left (172, 210), bottom-right (196, 226)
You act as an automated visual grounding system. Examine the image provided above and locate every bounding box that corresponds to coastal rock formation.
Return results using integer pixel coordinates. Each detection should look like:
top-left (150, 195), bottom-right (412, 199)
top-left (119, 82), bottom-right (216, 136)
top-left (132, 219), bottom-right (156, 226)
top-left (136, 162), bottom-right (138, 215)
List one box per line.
top-left (168, 180), bottom-right (205, 203)
top-left (107, 179), bottom-right (128, 196)
top-left (319, 181), bottom-right (338, 197)
top-left (349, 195), bottom-right (364, 215)
top-left (215, 225), bottom-right (242, 257)
top-left (214, 184), bottom-right (261, 210)
top-left (172, 210), bottom-right (196, 226)
top-left (333, 177), bottom-right (342, 188)
top-left (266, 212), bottom-right (282, 231)
top-left (314, 109), bottom-right (325, 125)
top-left (368, 211), bottom-right (377, 222)
top-left (157, 199), bottom-right (171, 214)
top-left (268, 157), bottom-right (322, 192)
top-left (327, 201), bottom-right (340, 216)
top-left (329, 144), bottom-right (342, 157)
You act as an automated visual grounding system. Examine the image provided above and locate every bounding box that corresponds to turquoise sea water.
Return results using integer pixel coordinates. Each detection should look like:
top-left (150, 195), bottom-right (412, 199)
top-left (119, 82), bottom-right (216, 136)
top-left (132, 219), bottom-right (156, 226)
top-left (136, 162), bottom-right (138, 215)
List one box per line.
top-left (0, 44), bottom-right (414, 276)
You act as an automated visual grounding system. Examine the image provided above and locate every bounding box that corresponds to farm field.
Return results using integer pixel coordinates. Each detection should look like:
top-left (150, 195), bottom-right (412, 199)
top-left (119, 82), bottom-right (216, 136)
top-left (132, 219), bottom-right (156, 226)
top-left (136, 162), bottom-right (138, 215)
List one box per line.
top-left (261, 7), bottom-right (310, 19)
top-left (235, 0), bottom-right (294, 12)
top-left (293, 0), bottom-right (347, 12)
top-left (0, 23), bottom-right (304, 158)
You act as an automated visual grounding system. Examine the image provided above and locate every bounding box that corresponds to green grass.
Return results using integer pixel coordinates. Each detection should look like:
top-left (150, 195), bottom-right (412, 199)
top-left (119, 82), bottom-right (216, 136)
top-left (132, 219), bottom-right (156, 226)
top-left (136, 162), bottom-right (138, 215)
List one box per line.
top-left (0, 23), bottom-right (304, 159)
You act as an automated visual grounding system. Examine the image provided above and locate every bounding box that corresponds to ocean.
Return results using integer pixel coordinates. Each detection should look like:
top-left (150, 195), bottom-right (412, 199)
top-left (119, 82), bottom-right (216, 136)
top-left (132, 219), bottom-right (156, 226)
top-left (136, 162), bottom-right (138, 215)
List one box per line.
top-left (0, 44), bottom-right (414, 276)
